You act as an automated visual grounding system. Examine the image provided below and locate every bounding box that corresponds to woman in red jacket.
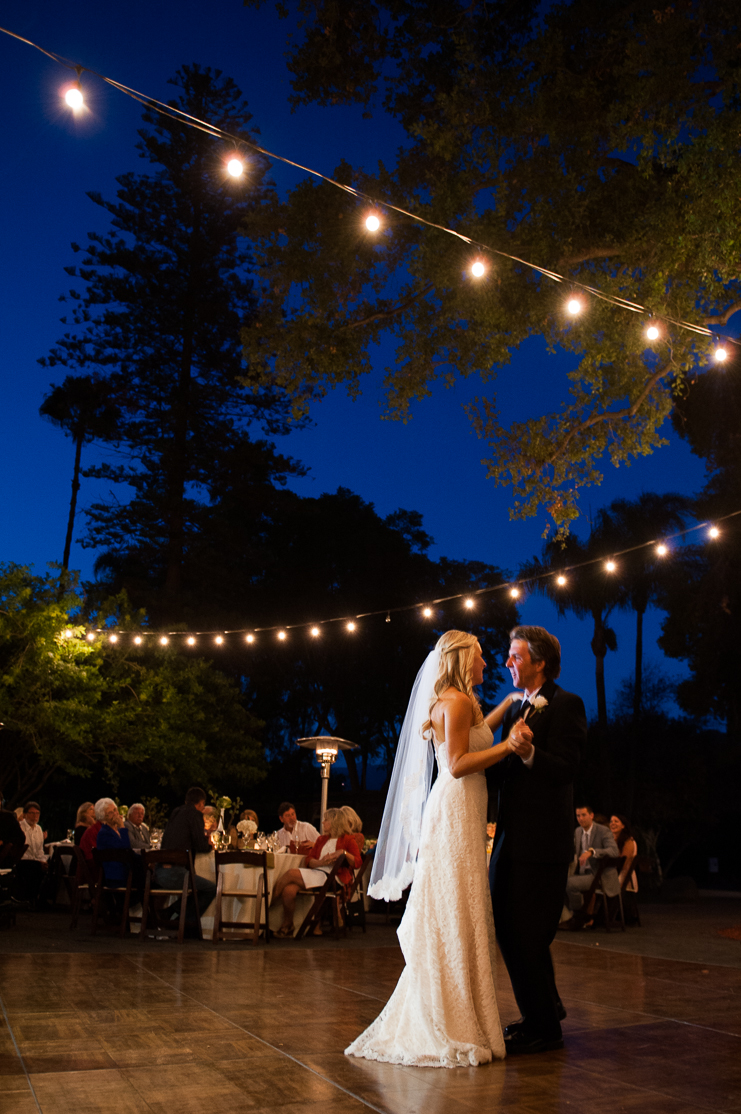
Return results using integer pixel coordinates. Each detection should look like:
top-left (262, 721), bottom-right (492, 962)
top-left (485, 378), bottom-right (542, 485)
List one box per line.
top-left (272, 808), bottom-right (358, 937)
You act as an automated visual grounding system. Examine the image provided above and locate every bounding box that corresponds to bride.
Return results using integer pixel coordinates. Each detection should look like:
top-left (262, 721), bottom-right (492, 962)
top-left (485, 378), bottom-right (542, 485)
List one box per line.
top-left (345, 629), bottom-right (520, 1068)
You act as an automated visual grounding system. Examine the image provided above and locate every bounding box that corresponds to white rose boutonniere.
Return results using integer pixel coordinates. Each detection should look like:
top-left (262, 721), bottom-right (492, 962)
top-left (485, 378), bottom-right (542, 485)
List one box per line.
top-left (530, 695), bottom-right (548, 712)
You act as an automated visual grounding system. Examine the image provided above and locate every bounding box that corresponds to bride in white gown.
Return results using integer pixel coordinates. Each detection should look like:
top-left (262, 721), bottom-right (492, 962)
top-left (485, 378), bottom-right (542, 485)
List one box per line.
top-left (345, 630), bottom-right (520, 1068)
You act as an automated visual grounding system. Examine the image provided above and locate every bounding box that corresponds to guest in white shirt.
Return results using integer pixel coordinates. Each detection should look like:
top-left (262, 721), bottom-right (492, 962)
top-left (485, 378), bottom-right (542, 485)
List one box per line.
top-left (16, 802), bottom-right (50, 907)
top-left (275, 802), bottom-right (320, 853)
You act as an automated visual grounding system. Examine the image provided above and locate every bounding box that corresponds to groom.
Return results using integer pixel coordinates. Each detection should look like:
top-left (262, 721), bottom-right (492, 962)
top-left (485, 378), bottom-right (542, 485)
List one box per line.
top-left (487, 625), bottom-right (586, 1054)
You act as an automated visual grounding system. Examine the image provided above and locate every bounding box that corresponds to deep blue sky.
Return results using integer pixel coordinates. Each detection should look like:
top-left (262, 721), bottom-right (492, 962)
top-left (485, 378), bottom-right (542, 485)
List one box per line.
top-left (0, 1), bottom-right (713, 717)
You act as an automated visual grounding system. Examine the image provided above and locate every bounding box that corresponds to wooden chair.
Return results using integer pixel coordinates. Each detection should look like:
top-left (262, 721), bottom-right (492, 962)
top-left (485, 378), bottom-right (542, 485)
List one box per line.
top-left (47, 844), bottom-right (78, 907)
top-left (212, 850), bottom-right (270, 945)
top-left (0, 843), bottom-right (28, 927)
top-left (620, 857), bottom-right (642, 926)
top-left (588, 856), bottom-right (626, 933)
top-left (91, 848), bottom-right (141, 937)
top-left (342, 853), bottom-right (373, 933)
top-left (69, 846), bottom-right (99, 929)
top-left (140, 849), bottom-right (201, 944)
top-left (295, 859), bottom-right (344, 939)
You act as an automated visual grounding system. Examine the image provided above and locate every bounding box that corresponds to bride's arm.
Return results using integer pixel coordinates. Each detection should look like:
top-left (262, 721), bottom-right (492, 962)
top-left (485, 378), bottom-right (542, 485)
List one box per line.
top-left (444, 693), bottom-right (514, 780)
top-left (484, 692), bottom-right (522, 731)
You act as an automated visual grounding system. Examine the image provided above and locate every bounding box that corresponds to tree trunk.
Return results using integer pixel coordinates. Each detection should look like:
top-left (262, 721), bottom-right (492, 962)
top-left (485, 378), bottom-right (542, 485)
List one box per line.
top-left (163, 323), bottom-right (193, 601)
top-left (343, 748), bottom-right (361, 793)
top-left (62, 432), bottom-right (84, 571)
top-left (633, 606), bottom-right (644, 724)
top-left (591, 613), bottom-right (611, 801)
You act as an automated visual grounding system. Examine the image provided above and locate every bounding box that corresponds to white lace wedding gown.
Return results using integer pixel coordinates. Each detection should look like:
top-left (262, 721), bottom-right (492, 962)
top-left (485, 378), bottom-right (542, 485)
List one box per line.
top-left (345, 721), bottom-right (505, 1067)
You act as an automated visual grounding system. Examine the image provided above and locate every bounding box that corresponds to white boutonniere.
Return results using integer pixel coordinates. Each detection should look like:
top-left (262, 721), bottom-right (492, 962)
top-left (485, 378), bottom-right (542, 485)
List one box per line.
top-left (530, 695), bottom-right (549, 712)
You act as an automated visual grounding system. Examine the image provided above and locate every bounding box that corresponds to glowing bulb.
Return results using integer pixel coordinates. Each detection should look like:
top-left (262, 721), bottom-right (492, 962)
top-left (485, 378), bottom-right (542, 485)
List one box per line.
top-left (227, 157), bottom-right (244, 178)
top-left (510, 587), bottom-right (520, 599)
top-left (310, 626), bottom-right (320, 637)
top-left (86, 632), bottom-right (95, 642)
top-left (422, 607), bottom-right (433, 618)
top-left (714, 346), bottom-right (728, 363)
top-left (605, 560), bottom-right (617, 573)
top-left (656, 544), bottom-right (668, 557)
top-left (246, 634), bottom-right (255, 644)
top-left (65, 86), bottom-right (83, 110)
top-left (347, 621), bottom-right (356, 632)
top-left (708, 526), bottom-right (720, 539)
top-left (464, 598), bottom-right (474, 609)
top-left (567, 297), bottom-right (583, 316)
top-left (365, 214), bottom-right (380, 231)
top-left (215, 636), bottom-right (224, 645)
top-left (646, 324), bottom-right (660, 341)
top-left (109, 634), bottom-right (118, 644)
top-left (63, 629), bottom-right (73, 639)
top-left (159, 636), bottom-right (169, 646)
top-left (471, 260), bottom-right (486, 278)
top-left (134, 636), bottom-right (142, 645)
top-left (278, 630), bottom-right (287, 641)
top-left (556, 575), bottom-right (567, 586)
top-left (187, 636), bottom-right (196, 646)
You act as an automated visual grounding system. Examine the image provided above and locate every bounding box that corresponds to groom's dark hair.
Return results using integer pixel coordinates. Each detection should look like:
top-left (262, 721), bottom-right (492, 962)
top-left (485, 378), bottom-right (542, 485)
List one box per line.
top-left (510, 626), bottom-right (561, 679)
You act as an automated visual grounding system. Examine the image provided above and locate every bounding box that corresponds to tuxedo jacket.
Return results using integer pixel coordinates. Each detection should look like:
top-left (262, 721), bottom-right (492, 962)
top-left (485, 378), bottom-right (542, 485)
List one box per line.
top-left (572, 822), bottom-right (620, 896)
top-left (486, 678), bottom-right (586, 864)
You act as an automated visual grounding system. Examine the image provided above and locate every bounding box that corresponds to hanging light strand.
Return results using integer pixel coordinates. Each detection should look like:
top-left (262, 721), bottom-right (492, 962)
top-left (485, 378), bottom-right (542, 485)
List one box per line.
top-left (0, 24), bottom-right (738, 353)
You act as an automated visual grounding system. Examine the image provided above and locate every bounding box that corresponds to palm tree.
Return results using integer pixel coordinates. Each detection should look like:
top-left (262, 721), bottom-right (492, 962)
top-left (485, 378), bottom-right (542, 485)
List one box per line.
top-left (39, 374), bottom-right (120, 570)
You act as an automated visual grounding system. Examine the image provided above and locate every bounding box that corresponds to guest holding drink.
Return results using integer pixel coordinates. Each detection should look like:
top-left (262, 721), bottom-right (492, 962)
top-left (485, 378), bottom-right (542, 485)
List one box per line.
top-left (275, 802), bottom-right (319, 854)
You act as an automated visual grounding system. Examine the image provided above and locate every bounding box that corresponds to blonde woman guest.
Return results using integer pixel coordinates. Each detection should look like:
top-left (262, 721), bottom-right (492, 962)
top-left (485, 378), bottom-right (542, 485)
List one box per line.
top-left (74, 802), bottom-right (95, 846)
top-left (346, 631), bottom-right (519, 1068)
top-left (271, 808), bottom-right (358, 937)
top-left (341, 806), bottom-right (365, 860)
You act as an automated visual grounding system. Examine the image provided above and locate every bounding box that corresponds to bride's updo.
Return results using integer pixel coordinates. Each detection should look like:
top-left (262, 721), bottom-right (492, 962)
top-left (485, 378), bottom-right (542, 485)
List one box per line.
top-left (421, 630), bottom-right (484, 736)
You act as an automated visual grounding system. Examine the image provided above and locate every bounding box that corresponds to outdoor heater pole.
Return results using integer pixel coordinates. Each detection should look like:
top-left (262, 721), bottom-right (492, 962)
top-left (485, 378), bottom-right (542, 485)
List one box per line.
top-left (319, 754), bottom-right (332, 827)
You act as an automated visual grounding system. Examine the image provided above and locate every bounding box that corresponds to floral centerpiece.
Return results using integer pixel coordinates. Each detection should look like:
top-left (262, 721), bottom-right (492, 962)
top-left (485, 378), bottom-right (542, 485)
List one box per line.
top-left (237, 818), bottom-right (258, 845)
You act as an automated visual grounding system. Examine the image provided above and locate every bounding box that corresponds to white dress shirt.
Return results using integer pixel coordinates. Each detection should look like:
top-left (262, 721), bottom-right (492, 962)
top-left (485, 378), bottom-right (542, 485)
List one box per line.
top-left (519, 685), bottom-right (544, 769)
top-left (276, 820), bottom-right (320, 848)
top-left (20, 818), bottom-right (48, 862)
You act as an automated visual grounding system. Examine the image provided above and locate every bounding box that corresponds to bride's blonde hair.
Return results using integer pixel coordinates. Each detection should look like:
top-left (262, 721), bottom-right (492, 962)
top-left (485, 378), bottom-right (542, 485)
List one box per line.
top-left (421, 630), bottom-right (484, 736)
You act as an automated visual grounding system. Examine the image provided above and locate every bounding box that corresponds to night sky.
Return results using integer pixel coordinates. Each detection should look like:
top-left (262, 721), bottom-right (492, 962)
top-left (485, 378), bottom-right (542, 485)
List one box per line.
top-left (0, 1), bottom-right (715, 717)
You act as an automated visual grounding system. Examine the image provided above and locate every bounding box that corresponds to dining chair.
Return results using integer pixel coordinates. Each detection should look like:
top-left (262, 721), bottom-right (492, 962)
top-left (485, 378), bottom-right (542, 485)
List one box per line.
top-left (342, 853), bottom-right (373, 933)
top-left (140, 849), bottom-right (201, 944)
top-left (69, 846), bottom-right (99, 929)
top-left (587, 856), bottom-right (626, 932)
top-left (91, 847), bottom-right (141, 937)
top-left (295, 858), bottom-right (345, 939)
top-left (212, 849), bottom-right (270, 945)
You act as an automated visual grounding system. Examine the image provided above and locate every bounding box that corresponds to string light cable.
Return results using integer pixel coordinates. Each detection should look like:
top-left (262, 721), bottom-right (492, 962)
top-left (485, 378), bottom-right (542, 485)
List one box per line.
top-left (1, 24), bottom-right (739, 352)
top-left (72, 506), bottom-right (741, 646)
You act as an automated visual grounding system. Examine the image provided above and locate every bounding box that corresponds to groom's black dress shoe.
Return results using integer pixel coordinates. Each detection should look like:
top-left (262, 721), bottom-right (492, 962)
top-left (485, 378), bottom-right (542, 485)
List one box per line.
top-left (503, 1003), bottom-right (567, 1037)
top-left (504, 1030), bottom-right (564, 1055)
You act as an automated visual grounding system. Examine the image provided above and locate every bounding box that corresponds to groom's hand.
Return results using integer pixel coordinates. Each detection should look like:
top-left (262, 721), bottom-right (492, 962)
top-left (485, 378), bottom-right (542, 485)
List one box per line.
top-left (508, 719), bottom-right (534, 760)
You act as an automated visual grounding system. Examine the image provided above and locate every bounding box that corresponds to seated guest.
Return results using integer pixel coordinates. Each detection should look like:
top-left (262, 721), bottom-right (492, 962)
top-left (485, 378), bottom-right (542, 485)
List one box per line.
top-left (156, 787), bottom-right (217, 920)
top-left (202, 806), bottom-right (219, 834)
top-left (240, 808), bottom-right (259, 827)
top-left (610, 813), bottom-right (639, 891)
top-left (74, 802), bottom-right (95, 845)
top-left (275, 802), bottom-right (320, 852)
top-left (271, 808), bottom-right (359, 937)
top-left (0, 791), bottom-right (26, 859)
top-left (97, 801), bottom-right (145, 896)
top-left (562, 804), bottom-right (619, 928)
top-left (15, 802), bottom-right (49, 907)
top-left (80, 799), bottom-right (110, 863)
top-left (341, 806), bottom-right (365, 860)
top-left (124, 803), bottom-right (151, 850)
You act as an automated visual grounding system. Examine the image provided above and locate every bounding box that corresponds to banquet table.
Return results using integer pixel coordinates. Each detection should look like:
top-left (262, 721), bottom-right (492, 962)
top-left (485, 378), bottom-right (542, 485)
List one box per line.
top-left (194, 850), bottom-right (315, 938)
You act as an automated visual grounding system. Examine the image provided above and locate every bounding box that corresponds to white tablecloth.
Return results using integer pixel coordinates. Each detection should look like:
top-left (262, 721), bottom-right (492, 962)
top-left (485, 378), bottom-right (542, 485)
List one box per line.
top-left (194, 851), bottom-right (314, 938)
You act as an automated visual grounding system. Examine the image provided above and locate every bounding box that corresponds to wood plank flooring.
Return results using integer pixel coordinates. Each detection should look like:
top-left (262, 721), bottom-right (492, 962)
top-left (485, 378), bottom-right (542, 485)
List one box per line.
top-left (1, 941), bottom-right (740, 1113)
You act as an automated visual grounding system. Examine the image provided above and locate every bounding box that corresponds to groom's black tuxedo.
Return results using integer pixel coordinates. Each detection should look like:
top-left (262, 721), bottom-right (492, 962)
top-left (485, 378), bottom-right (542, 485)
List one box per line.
top-left (487, 677), bottom-right (586, 1042)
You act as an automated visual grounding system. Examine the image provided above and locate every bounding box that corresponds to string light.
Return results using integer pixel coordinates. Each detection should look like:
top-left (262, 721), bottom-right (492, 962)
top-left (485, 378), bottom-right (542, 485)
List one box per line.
top-left (422, 607), bottom-right (433, 618)
top-left (385, 612), bottom-right (391, 623)
top-left (708, 526), bottom-right (720, 538)
top-left (714, 346), bottom-right (729, 363)
top-left (63, 629), bottom-right (73, 639)
top-left (245, 634), bottom-right (255, 643)
top-left (604, 560), bottom-right (617, 573)
top-left (347, 621), bottom-right (357, 632)
top-left (214, 635), bottom-right (224, 645)
top-left (310, 626), bottom-right (320, 637)
top-left (159, 636), bottom-right (169, 645)
top-left (365, 213), bottom-right (380, 232)
top-left (226, 156), bottom-right (244, 178)
top-left (656, 543), bottom-right (668, 556)
top-left (646, 324), bottom-right (660, 341)
top-left (86, 632), bottom-right (95, 642)
top-left (64, 84), bottom-right (83, 110)
top-left (556, 575), bottom-right (567, 586)
top-left (134, 636), bottom-right (142, 645)
top-left (278, 630), bottom-right (287, 641)
top-left (471, 260), bottom-right (486, 278)
top-left (109, 634), bottom-right (118, 644)
top-left (187, 636), bottom-right (196, 646)
top-left (509, 587), bottom-right (520, 599)
top-left (464, 598), bottom-right (475, 609)
top-left (566, 297), bottom-right (583, 316)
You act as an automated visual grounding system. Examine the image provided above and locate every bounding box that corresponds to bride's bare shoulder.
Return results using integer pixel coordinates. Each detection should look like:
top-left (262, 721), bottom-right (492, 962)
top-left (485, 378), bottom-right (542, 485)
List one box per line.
top-left (433, 688), bottom-right (474, 718)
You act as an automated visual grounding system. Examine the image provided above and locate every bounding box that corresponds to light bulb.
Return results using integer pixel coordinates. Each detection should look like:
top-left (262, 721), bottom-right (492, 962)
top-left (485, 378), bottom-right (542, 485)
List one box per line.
top-left (278, 630), bottom-right (287, 641)
top-left (605, 560), bottom-right (617, 573)
top-left (422, 607), bottom-right (433, 618)
top-left (365, 214), bottom-right (380, 231)
top-left (714, 346), bottom-right (728, 363)
top-left (215, 635), bottom-right (224, 645)
top-left (310, 626), bottom-right (320, 637)
top-left (708, 526), bottom-right (720, 539)
top-left (227, 157), bottom-right (244, 178)
top-left (656, 543), bottom-right (668, 556)
top-left (134, 636), bottom-right (143, 645)
top-left (510, 587), bottom-right (520, 599)
top-left (556, 575), bottom-right (567, 586)
top-left (246, 634), bottom-right (255, 644)
top-left (347, 621), bottom-right (356, 632)
top-left (159, 636), bottom-right (169, 646)
top-left (464, 598), bottom-right (474, 609)
top-left (109, 634), bottom-right (118, 644)
top-left (86, 632), bottom-right (95, 642)
top-left (63, 629), bottom-right (73, 639)
top-left (646, 324), bottom-right (660, 341)
top-left (65, 86), bottom-right (83, 110)
top-left (187, 636), bottom-right (196, 646)
top-left (567, 297), bottom-right (583, 316)
top-left (471, 260), bottom-right (486, 278)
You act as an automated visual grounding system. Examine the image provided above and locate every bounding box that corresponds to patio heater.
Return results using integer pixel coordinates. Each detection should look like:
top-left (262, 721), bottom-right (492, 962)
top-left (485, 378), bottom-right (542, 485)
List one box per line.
top-left (296, 736), bottom-right (358, 826)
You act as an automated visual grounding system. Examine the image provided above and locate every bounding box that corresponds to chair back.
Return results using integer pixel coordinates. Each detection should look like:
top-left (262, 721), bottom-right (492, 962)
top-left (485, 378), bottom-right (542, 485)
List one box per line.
top-left (0, 842), bottom-right (27, 870)
top-left (215, 849), bottom-right (268, 870)
top-left (142, 848), bottom-right (192, 871)
top-left (70, 844), bottom-right (99, 887)
top-left (92, 847), bottom-right (136, 883)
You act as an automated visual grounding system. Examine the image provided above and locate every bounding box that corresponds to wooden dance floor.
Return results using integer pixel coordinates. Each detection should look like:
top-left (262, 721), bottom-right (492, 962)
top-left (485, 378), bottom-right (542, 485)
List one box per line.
top-left (1, 936), bottom-right (740, 1113)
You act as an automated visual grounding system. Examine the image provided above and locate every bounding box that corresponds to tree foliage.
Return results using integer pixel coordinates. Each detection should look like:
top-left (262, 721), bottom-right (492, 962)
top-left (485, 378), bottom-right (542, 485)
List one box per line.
top-left (0, 564), bottom-right (265, 806)
top-left (245, 0), bottom-right (741, 533)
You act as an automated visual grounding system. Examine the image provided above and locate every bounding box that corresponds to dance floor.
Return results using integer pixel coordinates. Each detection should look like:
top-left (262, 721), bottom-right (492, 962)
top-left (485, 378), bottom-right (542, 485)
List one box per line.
top-left (2, 936), bottom-right (740, 1113)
